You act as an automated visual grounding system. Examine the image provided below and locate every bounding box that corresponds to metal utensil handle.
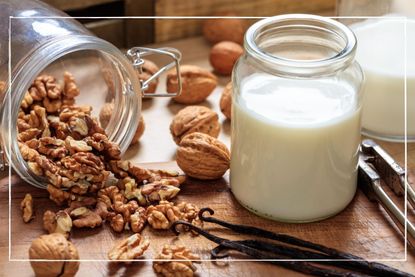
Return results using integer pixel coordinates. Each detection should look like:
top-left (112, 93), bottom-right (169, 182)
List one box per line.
top-left (372, 180), bottom-right (415, 249)
top-left (126, 47), bottom-right (182, 97)
top-left (359, 158), bottom-right (415, 248)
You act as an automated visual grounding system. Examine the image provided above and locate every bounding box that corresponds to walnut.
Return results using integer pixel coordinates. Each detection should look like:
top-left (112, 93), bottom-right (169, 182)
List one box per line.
top-left (36, 137), bottom-right (67, 159)
top-left (141, 180), bottom-right (181, 203)
top-left (130, 207), bottom-right (147, 233)
top-left (69, 116), bottom-right (88, 137)
top-left (70, 207), bottom-right (102, 228)
top-left (65, 136), bottom-right (92, 154)
top-left (146, 201), bottom-right (182, 230)
top-left (63, 72), bottom-right (80, 99)
top-left (202, 12), bottom-right (246, 44)
top-left (21, 92), bottom-right (34, 110)
top-left (47, 184), bottom-right (76, 206)
top-left (176, 132), bottom-right (230, 180)
top-left (166, 65), bottom-right (217, 104)
top-left (29, 75), bottom-right (61, 101)
top-left (220, 82), bottom-right (232, 120)
top-left (130, 115), bottom-right (145, 145)
top-left (28, 161), bottom-right (43, 176)
top-left (108, 233), bottom-right (150, 261)
top-left (27, 105), bottom-right (50, 137)
top-left (84, 133), bottom-right (121, 160)
top-left (29, 233), bottom-right (79, 277)
top-left (43, 210), bottom-right (73, 238)
top-left (110, 213), bottom-right (125, 232)
top-left (18, 128), bottom-right (41, 142)
top-left (99, 102), bottom-right (113, 129)
top-left (137, 59), bottom-right (159, 94)
top-left (20, 193), bottom-right (34, 223)
top-left (107, 160), bottom-right (151, 182)
top-left (43, 97), bottom-right (62, 113)
top-left (19, 142), bottom-right (39, 162)
top-left (153, 245), bottom-right (200, 277)
top-left (170, 105), bottom-right (220, 145)
top-left (209, 41), bottom-right (244, 75)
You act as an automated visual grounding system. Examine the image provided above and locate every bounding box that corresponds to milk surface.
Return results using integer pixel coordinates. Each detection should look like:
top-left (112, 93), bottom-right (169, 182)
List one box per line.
top-left (352, 18), bottom-right (415, 140)
top-left (230, 74), bottom-right (361, 222)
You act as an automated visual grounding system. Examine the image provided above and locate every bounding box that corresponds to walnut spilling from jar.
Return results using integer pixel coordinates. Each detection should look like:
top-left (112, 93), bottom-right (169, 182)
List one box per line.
top-left (146, 201), bottom-right (200, 231)
top-left (153, 245), bottom-right (200, 277)
top-left (43, 210), bottom-right (73, 238)
top-left (108, 233), bottom-right (150, 261)
top-left (20, 193), bottom-right (34, 223)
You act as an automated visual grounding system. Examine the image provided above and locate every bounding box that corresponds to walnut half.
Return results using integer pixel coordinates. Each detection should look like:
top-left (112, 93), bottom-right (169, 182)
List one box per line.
top-left (153, 245), bottom-right (200, 277)
top-left (108, 233), bottom-right (150, 261)
top-left (20, 193), bottom-right (34, 223)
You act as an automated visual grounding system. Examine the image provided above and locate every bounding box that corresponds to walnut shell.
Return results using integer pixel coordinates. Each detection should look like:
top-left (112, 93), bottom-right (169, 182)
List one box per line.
top-left (130, 115), bottom-right (145, 145)
top-left (167, 65), bottom-right (217, 104)
top-left (220, 82), bottom-right (232, 120)
top-left (137, 59), bottom-right (159, 94)
top-left (176, 132), bottom-right (230, 180)
top-left (203, 12), bottom-right (246, 45)
top-left (170, 106), bottom-right (220, 145)
top-left (210, 41), bottom-right (243, 75)
top-left (99, 102), bottom-right (113, 129)
top-left (29, 233), bottom-right (79, 277)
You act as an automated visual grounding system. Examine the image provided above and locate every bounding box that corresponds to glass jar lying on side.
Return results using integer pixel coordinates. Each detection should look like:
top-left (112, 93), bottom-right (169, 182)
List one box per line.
top-left (231, 14), bottom-right (364, 223)
top-left (0, 0), bottom-right (181, 189)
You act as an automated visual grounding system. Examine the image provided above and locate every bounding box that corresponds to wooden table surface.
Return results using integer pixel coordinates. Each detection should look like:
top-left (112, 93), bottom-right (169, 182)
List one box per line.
top-left (1, 36), bottom-right (415, 276)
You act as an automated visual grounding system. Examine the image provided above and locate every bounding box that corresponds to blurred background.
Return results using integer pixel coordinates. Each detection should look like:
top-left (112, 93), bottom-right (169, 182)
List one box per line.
top-left (40, 0), bottom-right (337, 48)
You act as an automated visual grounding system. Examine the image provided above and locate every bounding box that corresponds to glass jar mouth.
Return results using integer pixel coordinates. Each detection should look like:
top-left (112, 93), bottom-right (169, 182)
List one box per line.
top-left (245, 14), bottom-right (357, 77)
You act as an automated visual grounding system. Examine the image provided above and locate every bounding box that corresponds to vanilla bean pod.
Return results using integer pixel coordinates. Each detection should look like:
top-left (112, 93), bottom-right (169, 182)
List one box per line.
top-left (172, 220), bottom-right (363, 277)
top-left (215, 240), bottom-right (412, 277)
top-left (197, 208), bottom-right (413, 277)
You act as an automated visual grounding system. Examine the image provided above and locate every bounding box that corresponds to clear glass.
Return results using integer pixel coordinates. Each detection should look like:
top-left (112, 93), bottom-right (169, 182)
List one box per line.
top-left (337, 0), bottom-right (415, 142)
top-left (0, 0), bottom-right (141, 188)
top-left (231, 14), bottom-right (364, 222)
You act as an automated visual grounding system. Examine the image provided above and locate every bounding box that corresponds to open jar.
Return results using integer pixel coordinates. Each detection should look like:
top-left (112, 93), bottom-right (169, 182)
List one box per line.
top-left (231, 14), bottom-right (364, 222)
top-left (337, 0), bottom-right (415, 142)
top-left (0, 0), bottom-right (181, 189)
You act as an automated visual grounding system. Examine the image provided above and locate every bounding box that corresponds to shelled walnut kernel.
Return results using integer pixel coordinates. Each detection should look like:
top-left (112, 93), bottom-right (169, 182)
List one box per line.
top-left (108, 233), bottom-right (150, 261)
top-left (20, 193), bottom-right (34, 223)
top-left (153, 245), bottom-right (200, 277)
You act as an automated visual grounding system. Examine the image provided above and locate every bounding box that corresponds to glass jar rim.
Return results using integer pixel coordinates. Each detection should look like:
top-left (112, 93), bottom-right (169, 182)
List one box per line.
top-left (244, 14), bottom-right (357, 77)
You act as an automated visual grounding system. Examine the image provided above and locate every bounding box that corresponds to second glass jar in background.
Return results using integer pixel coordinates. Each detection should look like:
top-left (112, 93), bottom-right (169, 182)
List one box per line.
top-left (337, 0), bottom-right (415, 142)
top-left (231, 14), bottom-right (364, 222)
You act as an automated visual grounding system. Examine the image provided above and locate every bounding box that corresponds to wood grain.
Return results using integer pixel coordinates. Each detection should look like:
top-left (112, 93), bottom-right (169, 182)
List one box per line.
top-left (1, 36), bottom-right (414, 276)
top-left (154, 0), bottom-right (336, 42)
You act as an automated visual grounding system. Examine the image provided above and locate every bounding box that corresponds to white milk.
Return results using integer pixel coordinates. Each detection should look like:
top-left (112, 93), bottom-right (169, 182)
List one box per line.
top-left (230, 74), bottom-right (361, 222)
top-left (352, 18), bottom-right (415, 141)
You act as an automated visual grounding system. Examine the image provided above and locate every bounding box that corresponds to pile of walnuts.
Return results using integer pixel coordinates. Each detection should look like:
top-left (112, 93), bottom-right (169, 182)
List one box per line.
top-left (19, 73), bottom-right (201, 277)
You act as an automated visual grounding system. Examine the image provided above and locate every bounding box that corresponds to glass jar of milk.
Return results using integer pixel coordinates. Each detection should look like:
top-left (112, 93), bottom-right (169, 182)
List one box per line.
top-left (337, 0), bottom-right (415, 141)
top-left (231, 14), bottom-right (364, 223)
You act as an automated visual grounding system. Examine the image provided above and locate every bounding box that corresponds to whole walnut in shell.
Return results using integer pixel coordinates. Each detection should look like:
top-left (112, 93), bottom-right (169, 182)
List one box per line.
top-left (176, 132), bottom-right (230, 180)
top-left (137, 59), bottom-right (159, 94)
top-left (130, 115), bottom-right (145, 145)
top-left (166, 65), bottom-right (217, 104)
top-left (29, 233), bottom-right (79, 277)
top-left (170, 106), bottom-right (220, 145)
top-left (210, 41), bottom-right (243, 75)
top-left (220, 82), bottom-right (232, 120)
top-left (99, 102), bottom-right (113, 129)
top-left (203, 12), bottom-right (246, 45)
top-left (99, 103), bottom-right (145, 145)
